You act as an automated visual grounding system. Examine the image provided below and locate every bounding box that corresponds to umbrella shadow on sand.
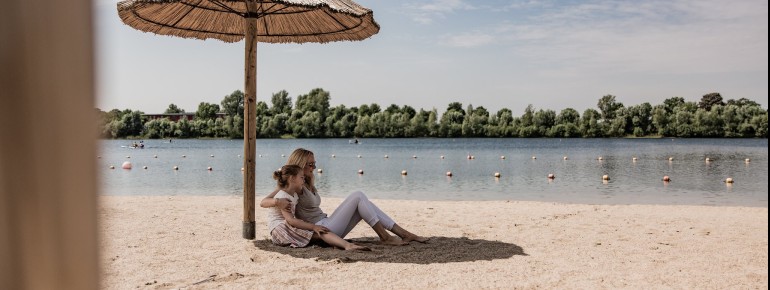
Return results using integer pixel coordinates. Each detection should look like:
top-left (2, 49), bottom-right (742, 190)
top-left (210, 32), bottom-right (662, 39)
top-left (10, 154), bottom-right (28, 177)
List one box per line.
top-left (252, 236), bottom-right (527, 264)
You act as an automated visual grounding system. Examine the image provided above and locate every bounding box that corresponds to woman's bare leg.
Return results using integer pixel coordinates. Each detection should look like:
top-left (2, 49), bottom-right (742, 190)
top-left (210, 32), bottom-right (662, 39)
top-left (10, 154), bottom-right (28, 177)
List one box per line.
top-left (390, 224), bottom-right (429, 243)
top-left (312, 232), bottom-right (370, 251)
top-left (371, 222), bottom-right (407, 246)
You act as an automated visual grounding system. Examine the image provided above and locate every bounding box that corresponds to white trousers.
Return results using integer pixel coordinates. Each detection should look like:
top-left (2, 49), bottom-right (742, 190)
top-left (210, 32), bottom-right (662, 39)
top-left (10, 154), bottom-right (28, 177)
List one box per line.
top-left (316, 191), bottom-right (396, 238)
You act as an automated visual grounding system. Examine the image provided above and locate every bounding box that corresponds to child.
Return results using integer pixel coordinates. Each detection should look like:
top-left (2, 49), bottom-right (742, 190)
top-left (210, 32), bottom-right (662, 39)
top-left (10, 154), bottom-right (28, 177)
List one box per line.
top-left (267, 165), bottom-right (370, 251)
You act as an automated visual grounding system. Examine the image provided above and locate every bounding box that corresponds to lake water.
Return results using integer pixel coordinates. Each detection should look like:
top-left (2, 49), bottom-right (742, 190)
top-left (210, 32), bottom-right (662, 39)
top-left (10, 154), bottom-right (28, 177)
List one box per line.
top-left (99, 138), bottom-right (768, 207)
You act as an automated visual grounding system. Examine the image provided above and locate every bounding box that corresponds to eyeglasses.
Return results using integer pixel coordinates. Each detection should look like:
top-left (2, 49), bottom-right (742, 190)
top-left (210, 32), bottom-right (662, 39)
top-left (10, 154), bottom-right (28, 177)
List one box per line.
top-left (306, 162), bottom-right (316, 168)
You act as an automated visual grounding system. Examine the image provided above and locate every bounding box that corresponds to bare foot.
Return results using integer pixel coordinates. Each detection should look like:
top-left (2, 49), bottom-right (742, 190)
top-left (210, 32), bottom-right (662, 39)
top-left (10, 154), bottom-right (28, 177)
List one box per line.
top-left (403, 235), bottom-right (430, 243)
top-left (381, 236), bottom-right (408, 246)
top-left (344, 244), bottom-right (371, 251)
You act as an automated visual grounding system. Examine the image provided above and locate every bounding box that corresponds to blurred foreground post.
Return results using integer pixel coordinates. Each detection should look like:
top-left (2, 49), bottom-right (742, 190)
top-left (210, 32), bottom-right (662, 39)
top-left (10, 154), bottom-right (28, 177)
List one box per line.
top-left (0, 0), bottom-right (99, 289)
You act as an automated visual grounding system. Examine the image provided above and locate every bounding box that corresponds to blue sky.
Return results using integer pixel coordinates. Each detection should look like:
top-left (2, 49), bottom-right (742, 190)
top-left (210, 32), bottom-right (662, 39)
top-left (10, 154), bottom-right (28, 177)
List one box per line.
top-left (95, 0), bottom-right (768, 115)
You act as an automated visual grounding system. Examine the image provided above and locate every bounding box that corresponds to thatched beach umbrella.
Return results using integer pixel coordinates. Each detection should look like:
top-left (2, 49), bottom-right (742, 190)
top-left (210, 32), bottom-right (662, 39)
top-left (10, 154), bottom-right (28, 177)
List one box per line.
top-left (117, 0), bottom-right (379, 239)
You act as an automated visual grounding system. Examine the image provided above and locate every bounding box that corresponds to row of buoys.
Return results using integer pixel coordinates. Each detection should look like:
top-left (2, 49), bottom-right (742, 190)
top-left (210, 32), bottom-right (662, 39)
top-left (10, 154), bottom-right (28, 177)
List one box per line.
top-left (108, 163), bottom-right (738, 183)
top-left (324, 154), bottom-right (755, 163)
top-left (112, 161), bottom-right (212, 171)
top-left (105, 155), bottom-right (754, 163)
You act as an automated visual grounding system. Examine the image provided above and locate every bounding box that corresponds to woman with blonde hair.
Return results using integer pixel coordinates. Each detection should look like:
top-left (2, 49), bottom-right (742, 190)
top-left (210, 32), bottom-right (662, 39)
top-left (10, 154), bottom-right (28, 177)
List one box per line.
top-left (261, 148), bottom-right (427, 245)
top-left (266, 165), bottom-right (369, 251)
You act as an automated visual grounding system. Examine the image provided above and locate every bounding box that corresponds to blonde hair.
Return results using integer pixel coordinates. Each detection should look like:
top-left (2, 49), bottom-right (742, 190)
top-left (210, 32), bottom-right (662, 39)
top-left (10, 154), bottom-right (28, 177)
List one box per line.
top-left (272, 165), bottom-right (302, 188)
top-left (286, 148), bottom-right (317, 193)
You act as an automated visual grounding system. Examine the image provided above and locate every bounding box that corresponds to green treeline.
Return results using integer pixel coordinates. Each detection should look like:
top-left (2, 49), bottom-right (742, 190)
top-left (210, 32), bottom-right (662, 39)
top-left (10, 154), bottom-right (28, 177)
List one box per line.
top-left (98, 89), bottom-right (768, 139)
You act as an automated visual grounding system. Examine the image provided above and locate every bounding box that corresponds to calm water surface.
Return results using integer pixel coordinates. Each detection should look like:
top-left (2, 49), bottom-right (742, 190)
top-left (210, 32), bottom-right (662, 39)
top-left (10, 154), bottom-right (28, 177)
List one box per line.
top-left (99, 138), bottom-right (768, 207)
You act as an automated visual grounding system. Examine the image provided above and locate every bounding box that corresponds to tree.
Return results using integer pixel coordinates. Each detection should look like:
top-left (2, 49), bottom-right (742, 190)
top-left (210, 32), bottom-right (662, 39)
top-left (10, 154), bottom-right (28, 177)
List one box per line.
top-left (533, 109), bottom-right (556, 136)
top-left (195, 102), bottom-right (220, 120)
top-left (520, 104), bottom-right (534, 127)
top-left (673, 108), bottom-right (695, 137)
top-left (402, 105), bottom-right (417, 119)
top-left (119, 111), bottom-right (144, 137)
top-left (651, 105), bottom-right (671, 136)
top-left (580, 109), bottom-right (601, 137)
top-left (627, 103), bottom-right (652, 135)
top-left (494, 109), bottom-right (514, 137)
top-left (726, 98), bottom-right (760, 107)
top-left (440, 103), bottom-right (466, 137)
top-left (462, 110), bottom-right (487, 137)
top-left (164, 104), bottom-right (185, 114)
top-left (295, 88), bottom-right (331, 121)
top-left (663, 97), bottom-right (685, 113)
top-left (556, 108), bottom-right (580, 125)
top-left (597, 94), bottom-right (624, 122)
top-left (270, 90), bottom-right (292, 115)
top-left (221, 90), bottom-right (244, 118)
top-left (698, 92), bottom-right (724, 111)
top-left (385, 104), bottom-right (400, 115)
top-left (439, 111), bottom-right (464, 137)
top-left (446, 102), bottom-right (465, 116)
top-left (427, 109), bottom-right (439, 137)
top-left (694, 106), bottom-right (724, 137)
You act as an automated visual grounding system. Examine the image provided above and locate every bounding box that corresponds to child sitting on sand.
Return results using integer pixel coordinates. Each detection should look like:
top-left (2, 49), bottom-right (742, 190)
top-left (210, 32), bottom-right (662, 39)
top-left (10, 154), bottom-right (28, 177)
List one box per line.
top-left (267, 165), bottom-right (370, 251)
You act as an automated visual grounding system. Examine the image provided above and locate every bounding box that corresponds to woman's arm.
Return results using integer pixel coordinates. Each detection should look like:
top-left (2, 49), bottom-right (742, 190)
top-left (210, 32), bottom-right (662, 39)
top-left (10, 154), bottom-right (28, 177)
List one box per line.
top-left (280, 209), bottom-right (329, 234)
top-left (260, 188), bottom-right (290, 209)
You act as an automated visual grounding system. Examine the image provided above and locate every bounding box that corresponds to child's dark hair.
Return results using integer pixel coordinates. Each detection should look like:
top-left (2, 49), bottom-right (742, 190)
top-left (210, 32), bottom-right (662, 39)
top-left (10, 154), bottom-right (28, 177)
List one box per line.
top-left (273, 165), bottom-right (302, 188)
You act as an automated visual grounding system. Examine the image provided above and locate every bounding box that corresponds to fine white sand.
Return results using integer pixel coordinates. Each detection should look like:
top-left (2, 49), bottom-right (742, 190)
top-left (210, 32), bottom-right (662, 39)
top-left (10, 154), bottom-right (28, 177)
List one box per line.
top-left (100, 196), bottom-right (768, 289)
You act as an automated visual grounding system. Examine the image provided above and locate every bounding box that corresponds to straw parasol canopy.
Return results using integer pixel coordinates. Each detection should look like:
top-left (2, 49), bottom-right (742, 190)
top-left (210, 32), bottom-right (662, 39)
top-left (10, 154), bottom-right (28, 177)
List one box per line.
top-left (116, 0), bottom-right (379, 240)
top-left (117, 0), bottom-right (379, 43)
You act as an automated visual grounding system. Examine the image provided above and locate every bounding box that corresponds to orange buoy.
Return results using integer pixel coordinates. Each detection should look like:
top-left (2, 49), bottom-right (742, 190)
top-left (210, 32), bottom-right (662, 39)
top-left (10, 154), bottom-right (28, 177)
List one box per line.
top-left (207, 167), bottom-right (212, 171)
top-left (725, 177), bottom-right (734, 184)
top-left (358, 169), bottom-right (364, 175)
top-left (602, 174), bottom-right (610, 181)
top-left (494, 172), bottom-right (501, 178)
top-left (401, 170), bottom-right (408, 175)
top-left (548, 173), bottom-right (555, 179)
top-left (662, 176), bottom-right (671, 182)
top-left (317, 168), bottom-right (323, 173)
top-left (446, 171), bottom-right (453, 177)
top-left (121, 161), bottom-right (132, 170)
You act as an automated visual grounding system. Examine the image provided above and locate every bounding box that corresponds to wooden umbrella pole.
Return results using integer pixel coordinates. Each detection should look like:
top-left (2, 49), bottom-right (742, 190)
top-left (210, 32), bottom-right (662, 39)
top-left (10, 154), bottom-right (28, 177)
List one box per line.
top-left (242, 11), bottom-right (258, 240)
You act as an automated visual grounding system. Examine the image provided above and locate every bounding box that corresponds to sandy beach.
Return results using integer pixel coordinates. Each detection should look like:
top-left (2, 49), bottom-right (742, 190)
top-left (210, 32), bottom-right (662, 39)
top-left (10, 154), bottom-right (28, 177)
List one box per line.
top-left (100, 196), bottom-right (768, 289)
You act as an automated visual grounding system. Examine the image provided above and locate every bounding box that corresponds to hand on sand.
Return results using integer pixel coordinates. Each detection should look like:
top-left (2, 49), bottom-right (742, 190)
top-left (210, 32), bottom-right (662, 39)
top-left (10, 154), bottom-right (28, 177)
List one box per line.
top-left (381, 236), bottom-right (408, 246)
top-left (344, 244), bottom-right (371, 251)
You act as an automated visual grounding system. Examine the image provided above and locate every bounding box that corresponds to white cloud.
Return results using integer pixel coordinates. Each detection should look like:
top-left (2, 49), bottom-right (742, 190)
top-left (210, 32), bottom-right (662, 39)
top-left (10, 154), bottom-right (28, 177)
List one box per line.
top-left (491, 0), bottom-right (768, 75)
top-left (402, 0), bottom-right (475, 24)
top-left (443, 33), bottom-right (495, 48)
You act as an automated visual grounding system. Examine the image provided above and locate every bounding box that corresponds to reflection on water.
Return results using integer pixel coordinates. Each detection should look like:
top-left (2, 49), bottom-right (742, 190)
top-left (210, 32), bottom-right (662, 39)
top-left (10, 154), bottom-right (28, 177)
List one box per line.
top-left (99, 138), bottom-right (768, 207)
